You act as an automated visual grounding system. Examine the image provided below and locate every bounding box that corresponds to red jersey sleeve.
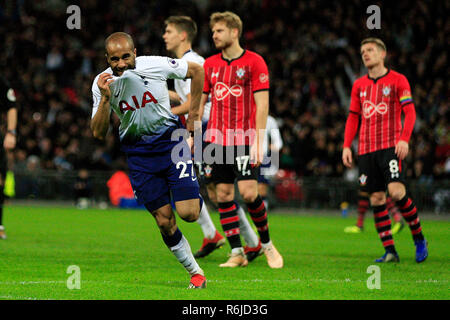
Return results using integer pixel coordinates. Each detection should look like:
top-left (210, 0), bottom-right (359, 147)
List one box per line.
top-left (251, 54), bottom-right (270, 92)
top-left (397, 74), bottom-right (416, 142)
top-left (202, 59), bottom-right (211, 94)
top-left (397, 74), bottom-right (413, 108)
top-left (343, 80), bottom-right (361, 148)
top-left (349, 80), bottom-right (361, 114)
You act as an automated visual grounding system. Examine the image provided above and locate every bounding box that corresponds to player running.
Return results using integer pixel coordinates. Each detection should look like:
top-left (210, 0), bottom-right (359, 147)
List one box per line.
top-left (201, 11), bottom-right (283, 268)
top-left (91, 32), bottom-right (207, 288)
top-left (342, 38), bottom-right (428, 263)
top-left (0, 76), bottom-right (18, 240)
top-left (163, 15), bottom-right (262, 261)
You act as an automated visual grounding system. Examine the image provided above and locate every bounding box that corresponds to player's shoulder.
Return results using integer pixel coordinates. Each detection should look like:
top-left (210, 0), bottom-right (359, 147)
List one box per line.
top-left (389, 69), bottom-right (409, 82)
top-left (352, 74), bottom-right (369, 87)
top-left (183, 51), bottom-right (205, 65)
top-left (204, 53), bottom-right (222, 64)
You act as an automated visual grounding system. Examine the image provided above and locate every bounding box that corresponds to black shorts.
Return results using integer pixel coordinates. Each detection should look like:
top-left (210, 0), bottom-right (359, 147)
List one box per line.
top-left (204, 144), bottom-right (259, 184)
top-left (358, 147), bottom-right (406, 194)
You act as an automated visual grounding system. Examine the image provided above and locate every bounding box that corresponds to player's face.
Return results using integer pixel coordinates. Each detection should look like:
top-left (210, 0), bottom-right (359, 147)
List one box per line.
top-left (163, 24), bottom-right (183, 53)
top-left (106, 42), bottom-right (136, 76)
top-left (360, 43), bottom-right (385, 68)
top-left (211, 22), bottom-right (235, 50)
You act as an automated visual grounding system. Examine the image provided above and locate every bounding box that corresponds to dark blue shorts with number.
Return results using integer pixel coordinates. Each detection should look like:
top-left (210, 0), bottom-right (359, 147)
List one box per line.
top-left (358, 147), bottom-right (405, 194)
top-left (126, 139), bottom-right (200, 212)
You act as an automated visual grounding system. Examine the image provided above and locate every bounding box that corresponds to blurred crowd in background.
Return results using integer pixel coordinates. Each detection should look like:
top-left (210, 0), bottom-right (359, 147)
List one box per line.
top-left (0, 0), bottom-right (448, 188)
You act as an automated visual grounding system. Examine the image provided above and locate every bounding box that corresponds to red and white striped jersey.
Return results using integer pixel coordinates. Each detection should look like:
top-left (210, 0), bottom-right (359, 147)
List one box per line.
top-left (348, 69), bottom-right (414, 155)
top-left (203, 50), bottom-right (270, 146)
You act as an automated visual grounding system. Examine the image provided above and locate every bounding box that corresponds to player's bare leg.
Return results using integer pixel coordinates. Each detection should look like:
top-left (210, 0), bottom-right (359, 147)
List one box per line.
top-left (258, 182), bottom-right (269, 210)
top-left (148, 202), bottom-right (206, 288)
top-left (216, 183), bottom-right (248, 267)
top-left (388, 182), bottom-right (428, 263)
top-left (238, 179), bottom-right (283, 268)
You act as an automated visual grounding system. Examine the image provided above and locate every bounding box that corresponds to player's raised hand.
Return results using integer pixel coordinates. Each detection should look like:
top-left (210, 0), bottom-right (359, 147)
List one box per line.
top-left (342, 147), bottom-right (353, 168)
top-left (3, 133), bottom-right (16, 150)
top-left (97, 73), bottom-right (115, 99)
top-left (395, 140), bottom-right (409, 160)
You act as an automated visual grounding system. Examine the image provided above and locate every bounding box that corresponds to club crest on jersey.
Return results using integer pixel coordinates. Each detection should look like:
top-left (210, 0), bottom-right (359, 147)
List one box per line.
top-left (259, 73), bottom-right (268, 83)
top-left (359, 174), bottom-right (368, 186)
top-left (363, 101), bottom-right (388, 118)
top-left (214, 82), bottom-right (242, 100)
top-left (382, 86), bottom-right (391, 97)
top-left (167, 58), bottom-right (179, 68)
top-left (236, 68), bottom-right (246, 80)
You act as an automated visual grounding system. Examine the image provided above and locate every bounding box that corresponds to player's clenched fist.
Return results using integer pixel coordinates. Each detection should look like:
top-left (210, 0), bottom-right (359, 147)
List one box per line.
top-left (342, 147), bottom-right (353, 168)
top-left (97, 73), bottom-right (115, 99)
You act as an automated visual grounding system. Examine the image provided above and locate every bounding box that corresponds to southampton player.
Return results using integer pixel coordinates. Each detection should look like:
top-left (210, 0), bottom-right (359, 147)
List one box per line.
top-left (163, 15), bottom-right (262, 261)
top-left (91, 32), bottom-right (207, 288)
top-left (201, 11), bottom-right (283, 268)
top-left (0, 76), bottom-right (18, 240)
top-left (342, 38), bottom-right (428, 263)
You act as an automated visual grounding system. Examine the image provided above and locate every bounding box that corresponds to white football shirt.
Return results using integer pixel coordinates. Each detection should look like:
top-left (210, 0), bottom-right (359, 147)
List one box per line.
top-left (174, 50), bottom-right (211, 122)
top-left (92, 56), bottom-right (188, 145)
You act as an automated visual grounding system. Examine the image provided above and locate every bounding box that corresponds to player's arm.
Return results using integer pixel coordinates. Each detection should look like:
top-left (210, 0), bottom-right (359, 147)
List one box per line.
top-left (342, 82), bottom-right (361, 168)
top-left (168, 90), bottom-right (182, 106)
top-left (91, 73), bottom-right (114, 140)
top-left (396, 76), bottom-right (416, 160)
top-left (252, 90), bottom-right (269, 166)
top-left (3, 106), bottom-right (17, 150)
top-left (184, 61), bottom-right (204, 133)
top-left (171, 93), bottom-right (191, 116)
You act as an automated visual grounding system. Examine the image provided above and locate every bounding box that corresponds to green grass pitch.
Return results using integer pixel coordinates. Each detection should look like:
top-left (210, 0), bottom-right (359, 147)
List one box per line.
top-left (0, 205), bottom-right (448, 300)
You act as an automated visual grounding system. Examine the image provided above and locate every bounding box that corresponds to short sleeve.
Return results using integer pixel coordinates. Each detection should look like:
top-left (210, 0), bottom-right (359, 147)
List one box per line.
top-left (91, 75), bottom-right (102, 119)
top-left (251, 54), bottom-right (270, 92)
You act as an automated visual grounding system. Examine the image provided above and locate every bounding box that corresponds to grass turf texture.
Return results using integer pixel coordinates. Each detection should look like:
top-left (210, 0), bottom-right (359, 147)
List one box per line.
top-left (0, 206), bottom-right (448, 300)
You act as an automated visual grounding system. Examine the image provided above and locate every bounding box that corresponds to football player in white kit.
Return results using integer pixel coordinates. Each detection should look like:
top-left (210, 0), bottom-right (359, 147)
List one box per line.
top-left (91, 32), bottom-right (206, 288)
top-left (163, 16), bottom-right (262, 261)
top-left (258, 114), bottom-right (283, 211)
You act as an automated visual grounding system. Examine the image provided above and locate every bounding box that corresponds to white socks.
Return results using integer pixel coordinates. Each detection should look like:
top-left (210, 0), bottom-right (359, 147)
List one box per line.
top-left (169, 235), bottom-right (202, 276)
top-left (236, 203), bottom-right (259, 248)
top-left (196, 201), bottom-right (217, 239)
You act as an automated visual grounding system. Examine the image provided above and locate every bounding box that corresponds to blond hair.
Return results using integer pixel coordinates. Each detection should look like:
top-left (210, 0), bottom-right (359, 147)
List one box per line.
top-left (361, 37), bottom-right (387, 52)
top-left (209, 11), bottom-right (243, 38)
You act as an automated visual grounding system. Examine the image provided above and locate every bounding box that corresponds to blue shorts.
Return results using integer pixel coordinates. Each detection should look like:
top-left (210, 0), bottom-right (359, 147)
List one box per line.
top-left (126, 140), bottom-right (200, 212)
top-left (257, 162), bottom-right (271, 184)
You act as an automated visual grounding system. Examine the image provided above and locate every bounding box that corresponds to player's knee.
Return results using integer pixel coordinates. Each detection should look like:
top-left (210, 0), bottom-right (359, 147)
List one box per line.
top-left (240, 190), bottom-right (258, 203)
top-left (370, 193), bottom-right (385, 206)
top-left (179, 209), bottom-right (199, 223)
top-left (388, 189), bottom-right (405, 202)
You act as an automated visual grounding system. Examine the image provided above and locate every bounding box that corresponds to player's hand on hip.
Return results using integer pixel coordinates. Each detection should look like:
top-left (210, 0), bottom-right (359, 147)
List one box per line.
top-left (97, 73), bottom-right (115, 99)
top-left (395, 140), bottom-right (409, 160)
top-left (342, 147), bottom-right (353, 168)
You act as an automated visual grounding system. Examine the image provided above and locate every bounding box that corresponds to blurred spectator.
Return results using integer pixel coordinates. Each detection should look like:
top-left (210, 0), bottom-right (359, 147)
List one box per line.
top-left (74, 168), bottom-right (93, 209)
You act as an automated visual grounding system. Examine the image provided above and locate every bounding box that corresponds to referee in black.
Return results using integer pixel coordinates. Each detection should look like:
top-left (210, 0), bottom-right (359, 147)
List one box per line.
top-left (0, 75), bottom-right (18, 239)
